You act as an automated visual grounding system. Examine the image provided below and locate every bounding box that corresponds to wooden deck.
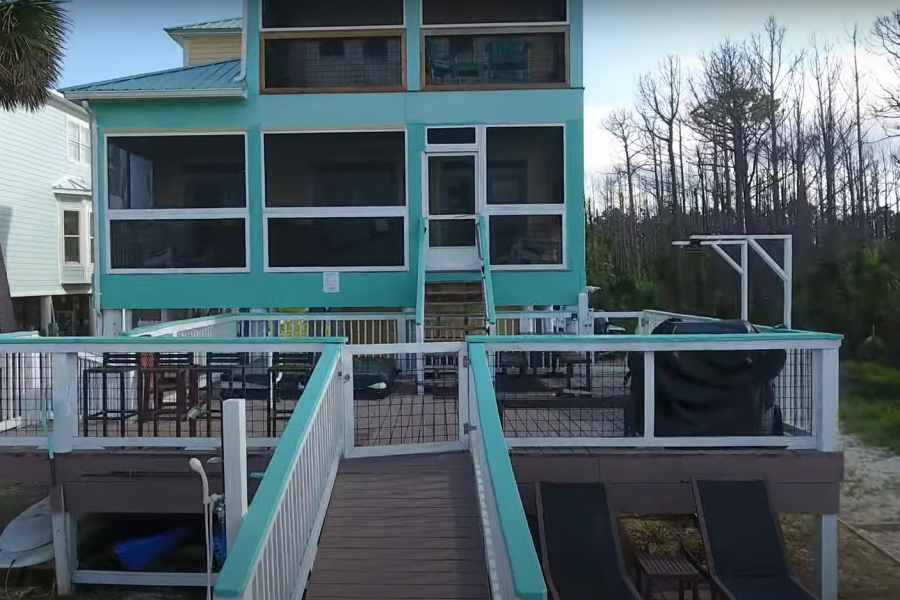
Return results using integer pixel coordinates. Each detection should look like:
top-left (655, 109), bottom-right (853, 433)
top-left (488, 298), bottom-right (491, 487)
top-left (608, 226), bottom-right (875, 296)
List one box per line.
top-left (307, 452), bottom-right (491, 600)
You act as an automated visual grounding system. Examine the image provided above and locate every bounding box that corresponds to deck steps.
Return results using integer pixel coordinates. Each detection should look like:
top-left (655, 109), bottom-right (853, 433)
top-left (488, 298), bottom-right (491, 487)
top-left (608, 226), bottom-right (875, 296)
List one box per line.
top-left (306, 453), bottom-right (491, 600)
top-left (424, 282), bottom-right (487, 342)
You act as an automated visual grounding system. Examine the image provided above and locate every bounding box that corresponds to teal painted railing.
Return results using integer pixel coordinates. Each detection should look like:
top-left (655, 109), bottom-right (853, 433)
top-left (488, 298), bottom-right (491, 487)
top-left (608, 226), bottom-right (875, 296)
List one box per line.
top-left (415, 217), bottom-right (428, 332)
top-left (469, 343), bottom-right (546, 600)
top-left (214, 343), bottom-right (343, 598)
top-left (476, 215), bottom-right (496, 328)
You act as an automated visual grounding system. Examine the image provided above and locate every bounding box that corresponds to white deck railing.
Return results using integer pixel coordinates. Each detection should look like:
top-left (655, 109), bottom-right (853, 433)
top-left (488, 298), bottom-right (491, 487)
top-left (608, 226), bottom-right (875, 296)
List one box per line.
top-left (473, 331), bottom-right (841, 451)
top-left (214, 345), bottom-right (344, 600)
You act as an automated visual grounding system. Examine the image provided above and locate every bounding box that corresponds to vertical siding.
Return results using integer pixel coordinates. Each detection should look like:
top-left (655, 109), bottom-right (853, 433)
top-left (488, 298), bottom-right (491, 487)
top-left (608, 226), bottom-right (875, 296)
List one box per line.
top-left (0, 102), bottom-right (92, 297)
top-left (186, 35), bottom-right (243, 66)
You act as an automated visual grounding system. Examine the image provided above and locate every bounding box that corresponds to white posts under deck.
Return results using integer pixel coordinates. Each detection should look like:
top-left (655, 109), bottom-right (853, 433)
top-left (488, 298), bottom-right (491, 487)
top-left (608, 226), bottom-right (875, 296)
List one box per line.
top-left (223, 399), bottom-right (249, 552)
top-left (815, 348), bottom-right (840, 600)
top-left (51, 353), bottom-right (80, 596)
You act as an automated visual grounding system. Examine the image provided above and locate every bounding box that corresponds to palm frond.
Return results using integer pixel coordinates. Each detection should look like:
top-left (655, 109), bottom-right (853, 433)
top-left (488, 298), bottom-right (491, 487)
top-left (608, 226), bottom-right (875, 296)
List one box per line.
top-left (0, 0), bottom-right (72, 111)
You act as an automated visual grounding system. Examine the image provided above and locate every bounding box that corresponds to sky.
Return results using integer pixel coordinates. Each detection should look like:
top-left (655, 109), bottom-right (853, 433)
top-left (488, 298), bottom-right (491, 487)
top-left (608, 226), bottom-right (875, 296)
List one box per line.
top-left (59, 0), bottom-right (900, 172)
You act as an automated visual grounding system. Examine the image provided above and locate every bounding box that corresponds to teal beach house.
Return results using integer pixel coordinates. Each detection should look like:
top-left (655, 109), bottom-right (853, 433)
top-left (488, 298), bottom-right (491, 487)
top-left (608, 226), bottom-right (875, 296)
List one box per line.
top-left (62, 0), bottom-right (586, 335)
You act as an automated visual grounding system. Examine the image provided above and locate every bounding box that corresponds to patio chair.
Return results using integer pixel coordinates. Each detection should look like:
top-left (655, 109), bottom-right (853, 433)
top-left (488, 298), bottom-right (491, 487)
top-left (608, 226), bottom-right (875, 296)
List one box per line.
top-left (692, 478), bottom-right (819, 600)
top-left (537, 482), bottom-right (641, 600)
top-left (487, 38), bottom-right (529, 82)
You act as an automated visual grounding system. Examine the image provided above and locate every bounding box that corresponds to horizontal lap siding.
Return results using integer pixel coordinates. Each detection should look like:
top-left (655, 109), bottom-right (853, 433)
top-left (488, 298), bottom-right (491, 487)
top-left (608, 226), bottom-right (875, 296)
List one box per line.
top-left (186, 35), bottom-right (242, 66)
top-left (0, 105), bottom-right (90, 297)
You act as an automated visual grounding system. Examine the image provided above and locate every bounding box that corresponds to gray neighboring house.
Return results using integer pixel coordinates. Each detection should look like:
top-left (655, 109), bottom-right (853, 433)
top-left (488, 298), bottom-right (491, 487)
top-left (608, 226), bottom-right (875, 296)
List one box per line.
top-left (0, 91), bottom-right (93, 335)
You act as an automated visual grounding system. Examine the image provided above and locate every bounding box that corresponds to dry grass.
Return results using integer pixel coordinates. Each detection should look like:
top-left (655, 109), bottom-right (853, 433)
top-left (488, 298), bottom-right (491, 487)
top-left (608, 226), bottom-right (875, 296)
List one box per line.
top-left (621, 515), bottom-right (900, 600)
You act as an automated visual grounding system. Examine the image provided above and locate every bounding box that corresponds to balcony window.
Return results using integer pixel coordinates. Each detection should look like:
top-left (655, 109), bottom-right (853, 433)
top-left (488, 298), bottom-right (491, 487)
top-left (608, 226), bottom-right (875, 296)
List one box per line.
top-left (262, 0), bottom-right (404, 29)
top-left (264, 131), bottom-right (407, 271)
top-left (107, 135), bottom-right (246, 210)
top-left (109, 219), bottom-right (247, 271)
top-left (423, 31), bottom-right (567, 89)
top-left (268, 217), bottom-right (405, 268)
top-left (484, 126), bottom-right (566, 267)
top-left (262, 34), bottom-right (405, 93)
top-left (489, 215), bottom-right (563, 265)
top-left (487, 127), bottom-right (564, 205)
top-left (421, 0), bottom-right (567, 25)
top-left (105, 134), bottom-right (248, 273)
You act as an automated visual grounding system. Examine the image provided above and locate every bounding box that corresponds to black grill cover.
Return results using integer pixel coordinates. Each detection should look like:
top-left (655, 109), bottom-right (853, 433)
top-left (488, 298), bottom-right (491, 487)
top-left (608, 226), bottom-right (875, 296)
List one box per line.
top-left (628, 318), bottom-right (786, 437)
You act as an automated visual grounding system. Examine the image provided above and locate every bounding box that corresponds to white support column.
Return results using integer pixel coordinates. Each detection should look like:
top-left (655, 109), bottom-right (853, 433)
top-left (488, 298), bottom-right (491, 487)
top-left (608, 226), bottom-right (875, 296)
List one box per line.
top-left (783, 236), bottom-right (793, 328)
top-left (48, 352), bottom-right (79, 596)
top-left (643, 352), bottom-right (655, 439)
top-left (51, 353), bottom-right (78, 453)
top-left (222, 399), bottom-right (248, 553)
top-left (50, 486), bottom-right (77, 596)
top-left (815, 347), bottom-right (840, 600)
top-left (740, 242), bottom-right (749, 322)
top-left (100, 309), bottom-right (132, 336)
top-left (40, 296), bottom-right (54, 336)
top-left (521, 305), bottom-right (534, 335)
top-left (577, 292), bottom-right (591, 336)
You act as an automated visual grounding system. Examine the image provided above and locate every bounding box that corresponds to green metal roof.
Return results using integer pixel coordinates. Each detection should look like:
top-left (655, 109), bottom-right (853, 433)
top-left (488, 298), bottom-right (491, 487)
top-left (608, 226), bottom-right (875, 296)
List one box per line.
top-left (165, 17), bottom-right (242, 34)
top-left (60, 59), bottom-right (243, 100)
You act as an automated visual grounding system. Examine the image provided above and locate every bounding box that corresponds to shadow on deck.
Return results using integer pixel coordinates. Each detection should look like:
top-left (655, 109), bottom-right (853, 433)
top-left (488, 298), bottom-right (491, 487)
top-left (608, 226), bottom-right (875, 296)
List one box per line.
top-left (307, 452), bottom-right (491, 600)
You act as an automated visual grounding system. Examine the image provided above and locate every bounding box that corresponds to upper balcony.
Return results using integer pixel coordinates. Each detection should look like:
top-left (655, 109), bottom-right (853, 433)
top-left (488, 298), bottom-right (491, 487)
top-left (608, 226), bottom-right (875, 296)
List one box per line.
top-left (258, 0), bottom-right (572, 94)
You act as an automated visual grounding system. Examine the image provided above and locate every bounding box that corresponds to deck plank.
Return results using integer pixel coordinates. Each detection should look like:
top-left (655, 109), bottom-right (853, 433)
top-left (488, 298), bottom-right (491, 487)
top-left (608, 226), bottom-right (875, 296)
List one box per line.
top-left (306, 452), bottom-right (491, 600)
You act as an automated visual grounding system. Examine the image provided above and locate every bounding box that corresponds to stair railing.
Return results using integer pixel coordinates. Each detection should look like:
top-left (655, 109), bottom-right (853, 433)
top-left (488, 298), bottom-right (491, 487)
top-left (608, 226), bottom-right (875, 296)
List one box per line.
top-left (475, 215), bottom-right (497, 334)
top-left (416, 217), bottom-right (428, 344)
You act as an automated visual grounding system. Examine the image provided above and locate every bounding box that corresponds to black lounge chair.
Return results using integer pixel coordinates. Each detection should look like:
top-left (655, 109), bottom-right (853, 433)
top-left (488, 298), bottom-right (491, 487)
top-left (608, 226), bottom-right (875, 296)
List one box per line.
top-left (692, 478), bottom-right (819, 600)
top-left (536, 482), bottom-right (641, 600)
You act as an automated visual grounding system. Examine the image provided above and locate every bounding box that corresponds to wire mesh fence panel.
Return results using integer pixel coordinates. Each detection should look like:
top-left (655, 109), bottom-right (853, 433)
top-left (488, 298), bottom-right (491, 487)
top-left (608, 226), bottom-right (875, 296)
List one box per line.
top-left (352, 350), bottom-right (461, 448)
top-left (488, 345), bottom-right (814, 442)
top-left (631, 348), bottom-right (813, 439)
top-left (423, 32), bottom-right (567, 87)
top-left (489, 349), bottom-right (633, 439)
top-left (76, 350), bottom-right (322, 439)
top-left (772, 349), bottom-right (814, 436)
top-left (0, 352), bottom-right (52, 437)
top-left (264, 35), bottom-right (404, 91)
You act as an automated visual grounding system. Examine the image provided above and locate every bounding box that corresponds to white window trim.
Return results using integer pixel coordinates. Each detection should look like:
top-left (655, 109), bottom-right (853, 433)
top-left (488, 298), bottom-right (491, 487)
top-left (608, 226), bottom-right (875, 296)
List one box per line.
top-left (261, 128), bottom-right (410, 273)
top-left (424, 123), bottom-right (568, 271)
top-left (60, 207), bottom-right (83, 264)
top-left (103, 132), bottom-right (251, 275)
top-left (67, 117), bottom-right (91, 165)
top-left (418, 0), bottom-right (569, 28)
top-left (258, 0), bottom-right (406, 32)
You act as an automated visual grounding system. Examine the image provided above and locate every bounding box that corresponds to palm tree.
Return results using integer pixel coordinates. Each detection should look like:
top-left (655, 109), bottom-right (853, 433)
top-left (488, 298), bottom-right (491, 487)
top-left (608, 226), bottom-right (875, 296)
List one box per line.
top-left (0, 0), bottom-right (71, 332)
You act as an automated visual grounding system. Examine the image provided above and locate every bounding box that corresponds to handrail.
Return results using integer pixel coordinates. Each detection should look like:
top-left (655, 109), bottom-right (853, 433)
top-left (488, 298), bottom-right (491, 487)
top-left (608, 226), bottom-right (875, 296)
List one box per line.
top-left (416, 217), bottom-right (428, 329)
top-left (469, 343), bottom-right (546, 600)
top-left (214, 343), bottom-right (343, 598)
top-left (475, 215), bottom-right (496, 327)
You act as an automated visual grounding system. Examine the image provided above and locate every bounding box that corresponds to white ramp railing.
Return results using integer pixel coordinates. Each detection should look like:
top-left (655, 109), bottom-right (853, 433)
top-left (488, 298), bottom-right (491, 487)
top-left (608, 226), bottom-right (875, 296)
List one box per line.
top-left (214, 344), bottom-right (344, 600)
top-left (468, 343), bottom-right (547, 600)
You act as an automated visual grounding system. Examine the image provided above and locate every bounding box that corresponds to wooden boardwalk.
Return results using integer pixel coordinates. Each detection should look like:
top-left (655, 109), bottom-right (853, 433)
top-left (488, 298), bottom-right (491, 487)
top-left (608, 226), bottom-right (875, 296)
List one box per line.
top-left (306, 452), bottom-right (491, 600)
